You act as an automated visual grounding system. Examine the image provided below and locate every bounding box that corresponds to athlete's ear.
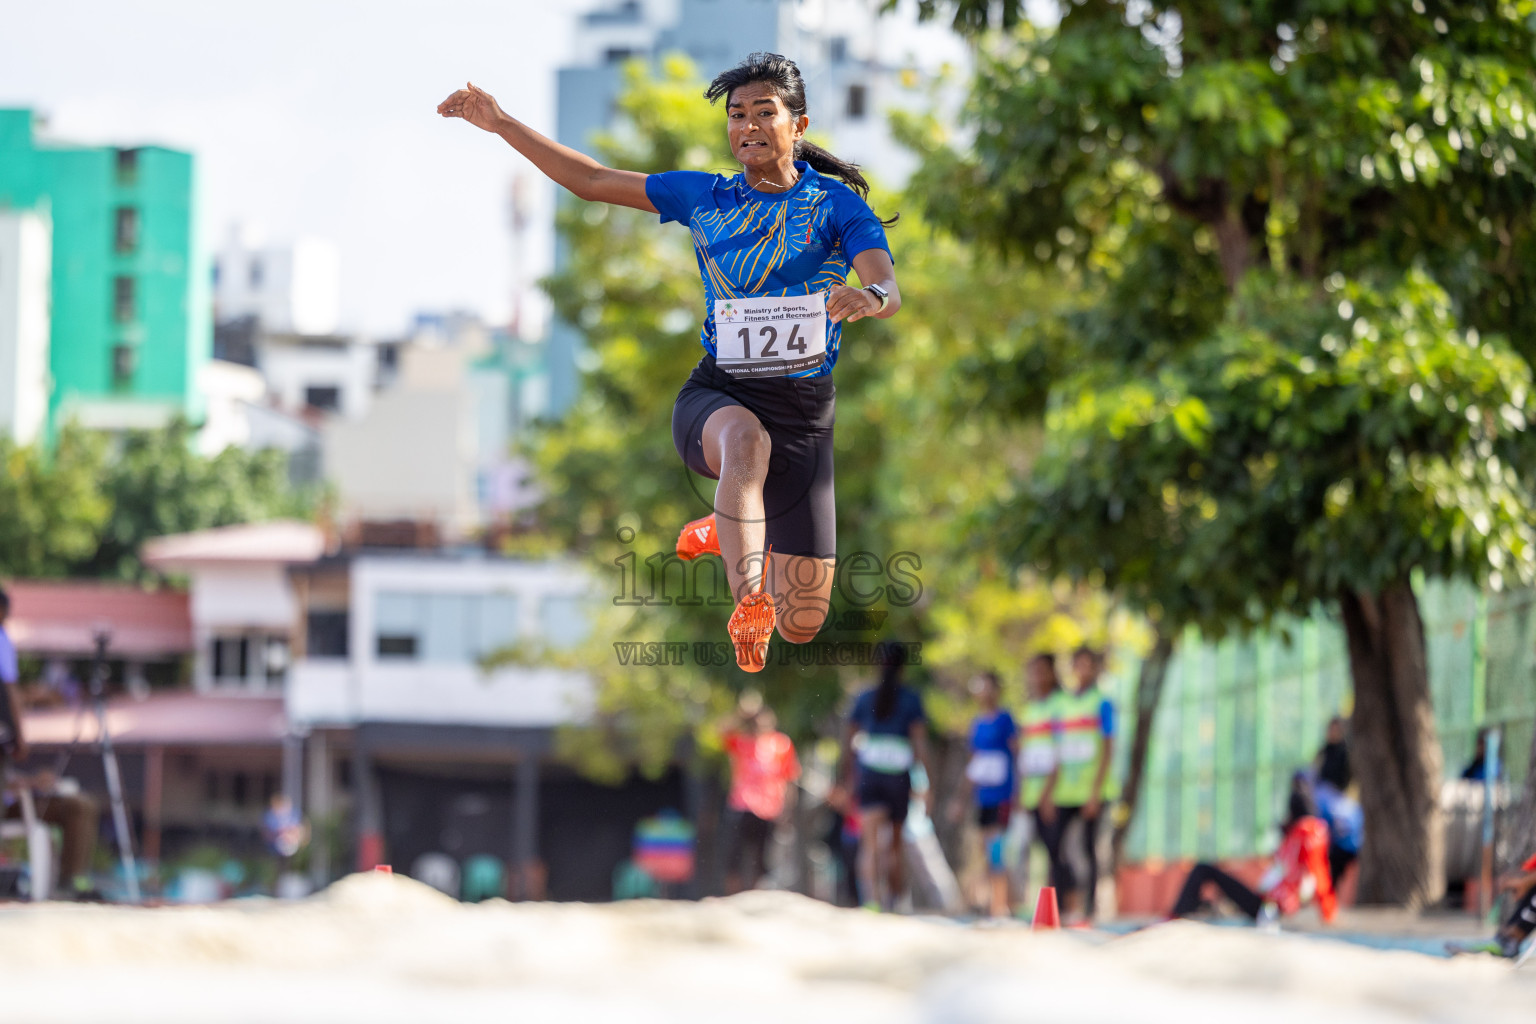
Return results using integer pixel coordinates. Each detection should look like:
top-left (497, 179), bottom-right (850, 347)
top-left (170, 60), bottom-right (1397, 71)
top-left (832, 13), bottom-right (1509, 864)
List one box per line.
top-left (795, 114), bottom-right (809, 138)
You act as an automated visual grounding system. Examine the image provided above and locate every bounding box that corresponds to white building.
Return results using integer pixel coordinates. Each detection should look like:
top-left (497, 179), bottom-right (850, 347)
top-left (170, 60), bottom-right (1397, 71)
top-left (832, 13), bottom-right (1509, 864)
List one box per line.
top-left (255, 330), bottom-right (377, 420)
top-left (214, 226), bottom-right (341, 337)
top-left (286, 552), bottom-right (593, 730)
top-left (141, 520), bottom-right (329, 693)
top-left (323, 342), bottom-right (480, 540)
top-left (286, 550), bottom-right (622, 896)
top-left (0, 208), bottom-right (52, 445)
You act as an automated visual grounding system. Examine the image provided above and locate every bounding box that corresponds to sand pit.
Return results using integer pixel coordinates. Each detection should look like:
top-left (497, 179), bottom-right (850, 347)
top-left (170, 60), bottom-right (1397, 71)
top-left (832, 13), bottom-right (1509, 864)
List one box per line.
top-left (0, 874), bottom-right (1529, 1023)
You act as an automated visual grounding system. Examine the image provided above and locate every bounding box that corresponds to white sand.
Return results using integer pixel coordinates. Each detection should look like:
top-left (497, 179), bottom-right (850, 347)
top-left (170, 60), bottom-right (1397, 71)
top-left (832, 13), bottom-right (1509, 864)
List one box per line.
top-left (0, 874), bottom-right (1529, 1023)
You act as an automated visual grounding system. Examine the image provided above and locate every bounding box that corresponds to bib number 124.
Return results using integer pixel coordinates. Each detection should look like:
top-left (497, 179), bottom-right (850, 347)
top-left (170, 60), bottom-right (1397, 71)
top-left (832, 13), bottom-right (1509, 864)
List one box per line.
top-left (712, 293), bottom-right (828, 378)
top-left (735, 323), bottom-right (810, 359)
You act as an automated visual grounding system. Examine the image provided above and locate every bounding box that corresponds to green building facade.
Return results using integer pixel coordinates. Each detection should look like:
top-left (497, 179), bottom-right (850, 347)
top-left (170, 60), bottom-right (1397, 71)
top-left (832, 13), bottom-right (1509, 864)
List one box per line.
top-left (1114, 581), bottom-right (1536, 863)
top-left (0, 109), bottom-right (208, 434)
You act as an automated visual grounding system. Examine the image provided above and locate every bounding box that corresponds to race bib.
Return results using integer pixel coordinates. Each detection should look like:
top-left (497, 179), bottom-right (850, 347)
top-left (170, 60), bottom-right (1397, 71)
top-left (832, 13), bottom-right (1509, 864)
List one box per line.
top-left (966, 751), bottom-right (1011, 788)
top-left (858, 734), bottom-right (914, 774)
top-left (1018, 745), bottom-right (1056, 777)
top-left (713, 293), bottom-right (827, 378)
top-left (1059, 734), bottom-right (1099, 766)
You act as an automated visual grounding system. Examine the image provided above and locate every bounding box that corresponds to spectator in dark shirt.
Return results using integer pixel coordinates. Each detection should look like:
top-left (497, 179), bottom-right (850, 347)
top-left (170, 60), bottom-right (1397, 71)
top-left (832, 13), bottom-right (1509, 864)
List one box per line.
top-left (1460, 728), bottom-right (1500, 782)
top-left (1315, 715), bottom-right (1352, 792)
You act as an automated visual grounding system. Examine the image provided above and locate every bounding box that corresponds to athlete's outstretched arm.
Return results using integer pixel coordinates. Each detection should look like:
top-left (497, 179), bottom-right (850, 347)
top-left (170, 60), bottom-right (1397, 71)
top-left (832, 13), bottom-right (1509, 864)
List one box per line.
top-left (438, 82), bottom-right (656, 213)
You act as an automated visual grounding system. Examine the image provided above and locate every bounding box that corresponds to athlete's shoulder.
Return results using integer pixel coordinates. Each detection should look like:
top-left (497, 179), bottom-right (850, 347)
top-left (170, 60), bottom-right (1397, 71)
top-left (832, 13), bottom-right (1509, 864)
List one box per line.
top-left (646, 169), bottom-right (731, 225)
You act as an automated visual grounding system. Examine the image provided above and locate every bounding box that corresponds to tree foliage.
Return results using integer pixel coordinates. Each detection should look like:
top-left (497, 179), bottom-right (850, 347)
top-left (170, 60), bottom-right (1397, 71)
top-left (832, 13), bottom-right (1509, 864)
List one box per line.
top-left (907, 0), bottom-right (1536, 904)
top-left (0, 418), bottom-right (314, 582)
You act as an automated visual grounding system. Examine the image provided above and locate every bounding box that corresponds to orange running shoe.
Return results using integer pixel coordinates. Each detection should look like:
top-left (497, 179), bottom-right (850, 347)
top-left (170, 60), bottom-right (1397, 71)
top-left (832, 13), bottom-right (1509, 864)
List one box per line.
top-left (676, 514), bottom-right (721, 560)
top-left (728, 589), bottom-right (776, 673)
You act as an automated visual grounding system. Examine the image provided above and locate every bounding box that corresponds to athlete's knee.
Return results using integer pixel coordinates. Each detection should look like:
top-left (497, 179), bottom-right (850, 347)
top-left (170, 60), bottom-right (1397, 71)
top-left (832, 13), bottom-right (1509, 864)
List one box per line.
top-left (718, 418), bottom-right (771, 472)
top-left (776, 608), bottom-right (827, 644)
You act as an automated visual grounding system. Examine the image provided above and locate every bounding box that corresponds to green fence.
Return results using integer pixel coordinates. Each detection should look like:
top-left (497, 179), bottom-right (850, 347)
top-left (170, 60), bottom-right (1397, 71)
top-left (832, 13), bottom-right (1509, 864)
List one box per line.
top-left (1118, 581), bottom-right (1536, 863)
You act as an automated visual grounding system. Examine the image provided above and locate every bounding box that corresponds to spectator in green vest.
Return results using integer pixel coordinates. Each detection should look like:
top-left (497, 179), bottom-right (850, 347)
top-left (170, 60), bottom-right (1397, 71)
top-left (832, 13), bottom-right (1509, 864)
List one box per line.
top-left (1015, 653), bottom-right (1063, 901)
top-left (1050, 645), bottom-right (1118, 923)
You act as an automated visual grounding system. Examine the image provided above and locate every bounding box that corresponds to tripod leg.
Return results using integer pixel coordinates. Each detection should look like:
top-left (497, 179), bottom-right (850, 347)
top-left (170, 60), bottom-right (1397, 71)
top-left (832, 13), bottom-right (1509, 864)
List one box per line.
top-left (96, 704), bottom-right (140, 903)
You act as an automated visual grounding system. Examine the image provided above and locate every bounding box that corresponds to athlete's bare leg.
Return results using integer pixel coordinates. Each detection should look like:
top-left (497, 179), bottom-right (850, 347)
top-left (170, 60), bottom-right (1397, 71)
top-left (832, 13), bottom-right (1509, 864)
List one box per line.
top-left (886, 824), bottom-right (907, 909)
top-left (700, 407), bottom-right (835, 640)
top-left (700, 406), bottom-right (771, 602)
top-left (858, 807), bottom-right (890, 908)
top-left (768, 554), bottom-right (834, 643)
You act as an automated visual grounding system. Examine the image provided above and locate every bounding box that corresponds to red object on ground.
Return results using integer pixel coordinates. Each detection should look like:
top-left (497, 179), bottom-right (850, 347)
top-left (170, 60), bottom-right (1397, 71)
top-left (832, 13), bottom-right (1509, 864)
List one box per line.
top-left (1032, 886), bottom-right (1061, 930)
top-left (374, 864), bottom-right (393, 875)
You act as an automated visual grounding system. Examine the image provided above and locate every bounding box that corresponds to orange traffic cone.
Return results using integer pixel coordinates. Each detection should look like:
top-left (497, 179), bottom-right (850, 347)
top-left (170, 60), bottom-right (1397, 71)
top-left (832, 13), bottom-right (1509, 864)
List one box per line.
top-left (1032, 886), bottom-right (1061, 931)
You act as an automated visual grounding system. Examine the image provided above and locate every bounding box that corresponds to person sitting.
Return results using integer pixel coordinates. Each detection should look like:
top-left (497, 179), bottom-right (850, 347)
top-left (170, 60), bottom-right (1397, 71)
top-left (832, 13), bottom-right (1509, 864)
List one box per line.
top-left (1168, 773), bottom-right (1336, 926)
top-left (1457, 852), bottom-right (1536, 959)
top-left (2, 770), bottom-right (101, 898)
top-left (0, 589), bottom-right (101, 897)
top-left (1460, 729), bottom-right (1501, 782)
top-left (1312, 774), bottom-right (1362, 887)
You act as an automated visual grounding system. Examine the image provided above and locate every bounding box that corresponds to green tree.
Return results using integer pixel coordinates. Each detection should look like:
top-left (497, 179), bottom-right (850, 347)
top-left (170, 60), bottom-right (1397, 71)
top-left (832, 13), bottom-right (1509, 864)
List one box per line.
top-left (908, 0), bottom-right (1536, 906)
top-left (78, 417), bottom-right (311, 581)
top-left (0, 425), bottom-right (111, 578)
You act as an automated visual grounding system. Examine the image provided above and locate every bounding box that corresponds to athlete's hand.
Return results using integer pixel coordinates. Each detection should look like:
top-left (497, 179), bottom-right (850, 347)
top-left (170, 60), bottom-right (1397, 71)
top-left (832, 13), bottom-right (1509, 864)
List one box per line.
top-left (438, 82), bottom-right (508, 134)
top-left (947, 797), bottom-right (965, 825)
top-left (826, 285), bottom-right (880, 324)
top-left (1038, 797), bottom-right (1056, 826)
top-left (1084, 797), bottom-right (1102, 820)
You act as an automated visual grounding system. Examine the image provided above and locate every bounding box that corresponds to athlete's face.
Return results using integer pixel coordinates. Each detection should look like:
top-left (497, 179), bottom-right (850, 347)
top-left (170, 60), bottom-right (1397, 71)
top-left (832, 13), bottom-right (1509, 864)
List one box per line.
top-left (726, 82), bottom-right (807, 176)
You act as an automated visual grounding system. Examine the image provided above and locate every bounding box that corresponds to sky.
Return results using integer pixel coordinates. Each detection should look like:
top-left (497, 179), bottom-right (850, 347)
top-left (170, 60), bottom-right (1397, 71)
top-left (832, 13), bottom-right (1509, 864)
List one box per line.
top-left (0, 0), bottom-right (573, 336)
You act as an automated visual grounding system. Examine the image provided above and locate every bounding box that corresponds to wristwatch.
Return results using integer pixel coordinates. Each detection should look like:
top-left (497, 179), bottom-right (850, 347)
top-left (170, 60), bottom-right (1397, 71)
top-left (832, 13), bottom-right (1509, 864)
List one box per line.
top-left (863, 283), bottom-right (890, 312)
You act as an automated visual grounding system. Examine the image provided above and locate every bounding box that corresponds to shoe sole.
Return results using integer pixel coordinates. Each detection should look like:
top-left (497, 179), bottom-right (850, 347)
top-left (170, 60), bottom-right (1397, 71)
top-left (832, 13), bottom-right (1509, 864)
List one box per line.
top-left (728, 593), bottom-right (775, 672)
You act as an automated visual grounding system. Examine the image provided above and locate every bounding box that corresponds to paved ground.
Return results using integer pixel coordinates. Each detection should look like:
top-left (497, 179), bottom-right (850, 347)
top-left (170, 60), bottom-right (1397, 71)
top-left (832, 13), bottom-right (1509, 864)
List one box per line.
top-left (0, 875), bottom-right (1530, 1023)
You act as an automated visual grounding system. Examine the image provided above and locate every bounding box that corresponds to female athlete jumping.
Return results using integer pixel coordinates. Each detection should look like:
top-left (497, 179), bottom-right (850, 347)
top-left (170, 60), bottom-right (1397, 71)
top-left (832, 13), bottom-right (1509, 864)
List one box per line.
top-left (438, 52), bottom-right (901, 671)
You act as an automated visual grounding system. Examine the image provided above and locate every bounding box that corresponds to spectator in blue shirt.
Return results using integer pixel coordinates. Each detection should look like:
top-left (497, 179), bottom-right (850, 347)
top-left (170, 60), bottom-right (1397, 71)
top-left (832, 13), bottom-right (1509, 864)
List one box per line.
top-left (949, 671), bottom-right (1019, 917)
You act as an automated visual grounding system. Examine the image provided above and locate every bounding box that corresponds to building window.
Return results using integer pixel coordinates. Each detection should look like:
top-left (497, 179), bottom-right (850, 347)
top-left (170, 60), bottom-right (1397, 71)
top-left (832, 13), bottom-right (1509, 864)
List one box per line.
top-left (111, 344), bottom-right (136, 387)
top-left (212, 637), bottom-right (250, 681)
top-left (304, 385), bottom-right (341, 412)
top-left (307, 611), bottom-right (349, 658)
top-left (249, 257), bottom-right (264, 289)
top-left (376, 634), bottom-right (418, 658)
top-left (541, 595), bottom-right (589, 650)
top-left (115, 148), bottom-right (139, 185)
top-left (846, 83), bottom-right (868, 120)
top-left (264, 637), bottom-right (290, 683)
top-left (604, 47), bottom-right (635, 63)
top-left (113, 275), bottom-right (135, 322)
top-left (829, 37), bottom-right (848, 63)
top-left (373, 591), bottom-right (520, 664)
top-left (114, 207), bottom-right (140, 254)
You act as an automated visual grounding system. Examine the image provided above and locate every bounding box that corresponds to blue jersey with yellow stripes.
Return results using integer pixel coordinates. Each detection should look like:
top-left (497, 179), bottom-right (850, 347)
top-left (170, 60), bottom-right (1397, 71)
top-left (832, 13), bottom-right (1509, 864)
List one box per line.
top-left (644, 162), bottom-right (891, 378)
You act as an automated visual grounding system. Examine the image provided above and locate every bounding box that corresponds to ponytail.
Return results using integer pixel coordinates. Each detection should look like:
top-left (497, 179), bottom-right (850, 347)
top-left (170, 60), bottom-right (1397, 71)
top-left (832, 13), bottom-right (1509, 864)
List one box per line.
top-left (872, 643), bottom-right (907, 721)
top-left (707, 52), bottom-right (899, 226)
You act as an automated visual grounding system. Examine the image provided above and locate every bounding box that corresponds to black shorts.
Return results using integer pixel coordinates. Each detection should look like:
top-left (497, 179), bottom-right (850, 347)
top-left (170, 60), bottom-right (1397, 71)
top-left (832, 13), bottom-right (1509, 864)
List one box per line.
top-left (671, 355), bottom-right (836, 559)
top-left (856, 771), bottom-right (912, 826)
top-left (724, 808), bottom-right (775, 882)
top-left (977, 803), bottom-right (1010, 829)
